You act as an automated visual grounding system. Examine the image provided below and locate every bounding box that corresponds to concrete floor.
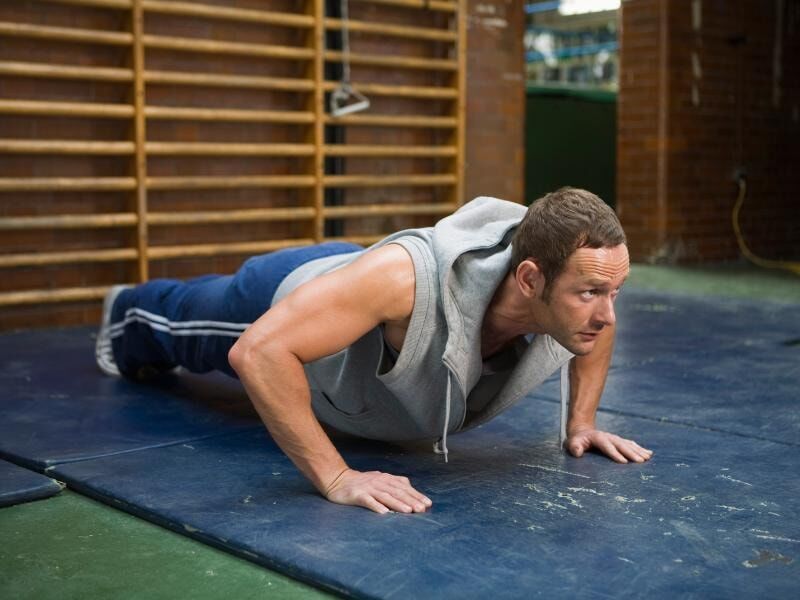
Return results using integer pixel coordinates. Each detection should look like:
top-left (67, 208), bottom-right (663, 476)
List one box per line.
top-left (1, 262), bottom-right (797, 600)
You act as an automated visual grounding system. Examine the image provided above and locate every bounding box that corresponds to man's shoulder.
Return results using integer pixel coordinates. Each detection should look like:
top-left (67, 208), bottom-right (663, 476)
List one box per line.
top-left (347, 244), bottom-right (416, 322)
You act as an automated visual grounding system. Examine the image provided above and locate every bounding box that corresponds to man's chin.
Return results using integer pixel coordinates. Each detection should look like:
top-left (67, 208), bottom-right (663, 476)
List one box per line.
top-left (561, 336), bottom-right (597, 356)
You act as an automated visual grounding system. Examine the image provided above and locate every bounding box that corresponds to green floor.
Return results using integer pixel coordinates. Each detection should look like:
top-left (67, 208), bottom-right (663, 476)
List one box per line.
top-left (1, 262), bottom-right (798, 600)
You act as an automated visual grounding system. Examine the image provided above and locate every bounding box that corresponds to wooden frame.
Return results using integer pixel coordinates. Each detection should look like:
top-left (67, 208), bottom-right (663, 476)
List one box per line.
top-left (0, 0), bottom-right (466, 312)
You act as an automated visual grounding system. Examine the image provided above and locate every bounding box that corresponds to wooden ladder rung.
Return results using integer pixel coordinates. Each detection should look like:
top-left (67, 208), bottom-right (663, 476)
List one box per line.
top-left (0, 177), bottom-right (137, 192)
top-left (0, 285), bottom-right (114, 308)
top-left (0, 99), bottom-right (134, 118)
top-left (0, 139), bottom-right (135, 155)
top-left (0, 61), bottom-right (133, 82)
top-left (146, 175), bottom-right (317, 190)
top-left (324, 202), bottom-right (455, 218)
top-left (324, 144), bottom-right (456, 157)
top-left (323, 81), bottom-right (457, 99)
top-left (143, 34), bottom-right (314, 61)
top-left (324, 114), bottom-right (457, 128)
top-left (0, 213), bottom-right (137, 230)
top-left (147, 207), bottom-right (316, 225)
top-left (148, 238), bottom-right (315, 260)
top-left (0, 248), bottom-right (137, 268)
top-left (142, 0), bottom-right (314, 28)
top-left (145, 69), bottom-right (313, 91)
top-left (146, 142), bottom-right (315, 156)
top-left (323, 174), bottom-right (457, 187)
top-left (36, 0), bottom-right (131, 10)
top-left (145, 105), bottom-right (314, 123)
top-left (325, 51), bottom-right (457, 72)
top-left (353, 0), bottom-right (457, 13)
top-left (325, 18), bottom-right (456, 42)
top-left (0, 21), bottom-right (132, 46)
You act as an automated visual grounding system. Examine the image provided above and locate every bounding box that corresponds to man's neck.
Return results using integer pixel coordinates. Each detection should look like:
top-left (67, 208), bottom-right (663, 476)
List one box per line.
top-left (480, 272), bottom-right (545, 357)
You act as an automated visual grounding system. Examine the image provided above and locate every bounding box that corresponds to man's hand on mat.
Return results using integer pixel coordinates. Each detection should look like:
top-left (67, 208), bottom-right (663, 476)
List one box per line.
top-left (325, 468), bottom-right (432, 514)
top-left (565, 427), bottom-right (653, 464)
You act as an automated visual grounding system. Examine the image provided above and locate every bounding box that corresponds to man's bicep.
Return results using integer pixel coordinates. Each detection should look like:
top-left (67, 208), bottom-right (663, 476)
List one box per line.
top-left (240, 244), bottom-right (416, 364)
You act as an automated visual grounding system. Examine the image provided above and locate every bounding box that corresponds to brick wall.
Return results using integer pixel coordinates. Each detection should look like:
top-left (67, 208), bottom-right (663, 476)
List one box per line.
top-left (465, 0), bottom-right (526, 204)
top-left (618, 0), bottom-right (799, 263)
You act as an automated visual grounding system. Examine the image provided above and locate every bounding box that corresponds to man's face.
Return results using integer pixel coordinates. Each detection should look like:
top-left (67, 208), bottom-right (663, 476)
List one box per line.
top-left (540, 244), bottom-right (630, 356)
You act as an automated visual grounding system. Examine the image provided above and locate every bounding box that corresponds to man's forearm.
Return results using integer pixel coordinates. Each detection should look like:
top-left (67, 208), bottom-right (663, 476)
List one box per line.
top-left (231, 345), bottom-right (348, 495)
top-left (567, 324), bottom-right (614, 433)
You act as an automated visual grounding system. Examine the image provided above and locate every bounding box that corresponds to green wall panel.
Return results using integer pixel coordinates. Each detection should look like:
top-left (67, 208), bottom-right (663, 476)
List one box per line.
top-left (525, 86), bottom-right (617, 207)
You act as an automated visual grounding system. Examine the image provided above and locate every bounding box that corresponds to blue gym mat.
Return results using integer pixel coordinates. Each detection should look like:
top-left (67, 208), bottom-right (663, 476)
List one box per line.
top-left (0, 327), bottom-right (261, 470)
top-left (51, 400), bottom-right (799, 598)
top-left (2, 290), bottom-right (798, 597)
top-left (0, 459), bottom-right (62, 508)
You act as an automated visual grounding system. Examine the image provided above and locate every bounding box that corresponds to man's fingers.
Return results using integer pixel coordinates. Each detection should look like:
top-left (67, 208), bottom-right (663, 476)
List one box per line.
top-left (599, 438), bottom-right (628, 463)
top-left (359, 494), bottom-right (390, 515)
top-left (375, 490), bottom-right (419, 513)
top-left (617, 440), bottom-right (646, 463)
top-left (386, 479), bottom-right (432, 509)
top-left (620, 438), bottom-right (653, 462)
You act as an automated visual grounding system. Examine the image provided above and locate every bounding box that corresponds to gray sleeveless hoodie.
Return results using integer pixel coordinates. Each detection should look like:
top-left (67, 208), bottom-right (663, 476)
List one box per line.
top-left (272, 197), bottom-right (574, 456)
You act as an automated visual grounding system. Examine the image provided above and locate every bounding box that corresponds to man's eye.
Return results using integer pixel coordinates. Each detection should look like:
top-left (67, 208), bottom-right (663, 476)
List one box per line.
top-left (581, 290), bottom-right (597, 299)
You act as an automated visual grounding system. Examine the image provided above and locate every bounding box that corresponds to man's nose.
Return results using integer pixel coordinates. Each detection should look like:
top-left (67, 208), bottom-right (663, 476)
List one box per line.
top-left (595, 296), bottom-right (616, 327)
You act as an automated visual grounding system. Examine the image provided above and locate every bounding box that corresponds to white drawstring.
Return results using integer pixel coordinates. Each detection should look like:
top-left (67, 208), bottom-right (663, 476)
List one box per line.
top-left (559, 361), bottom-right (570, 449)
top-left (433, 372), bottom-right (453, 462)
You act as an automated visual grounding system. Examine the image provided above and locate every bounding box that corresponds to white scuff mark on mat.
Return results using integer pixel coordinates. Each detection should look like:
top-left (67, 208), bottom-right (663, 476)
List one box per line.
top-left (557, 492), bottom-right (583, 508)
top-left (412, 514), bottom-right (446, 527)
top-left (566, 487), bottom-right (606, 496)
top-left (524, 483), bottom-right (546, 494)
top-left (749, 529), bottom-right (800, 544)
top-left (717, 474), bottom-right (753, 486)
top-left (675, 463), bottom-right (690, 468)
top-left (615, 496), bottom-right (646, 504)
top-left (519, 463), bottom-right (590, 479)
top-left (183, 524), bottom-right (201, 533)
top-left (540, 500), bottom-right (568, 511)
top-left (618, 557), bottom-right (634, 564)
top-left (681, 496), bottom-right (696, 502)
top-left (716, 505), bottom-right (747, 512)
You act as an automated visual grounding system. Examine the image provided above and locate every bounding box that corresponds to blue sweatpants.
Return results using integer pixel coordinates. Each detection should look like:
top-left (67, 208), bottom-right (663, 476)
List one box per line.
top-left (109, 242), bottom-right (362, 379)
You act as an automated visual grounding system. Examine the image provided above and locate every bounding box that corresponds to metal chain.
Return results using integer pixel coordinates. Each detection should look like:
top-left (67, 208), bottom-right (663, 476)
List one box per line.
top-left (340, 0), bottom-right (351, 85)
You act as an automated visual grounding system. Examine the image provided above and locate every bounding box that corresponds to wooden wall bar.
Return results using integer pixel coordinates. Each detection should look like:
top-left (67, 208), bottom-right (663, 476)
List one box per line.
top-left (0, 0), bottom-right (465, 329)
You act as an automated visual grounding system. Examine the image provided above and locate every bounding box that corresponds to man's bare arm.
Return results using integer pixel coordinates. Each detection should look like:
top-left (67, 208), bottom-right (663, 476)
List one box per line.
top-left (564, 324), bottom-right (653, 463)
top-left (228, 244), bottom-right (431, 513)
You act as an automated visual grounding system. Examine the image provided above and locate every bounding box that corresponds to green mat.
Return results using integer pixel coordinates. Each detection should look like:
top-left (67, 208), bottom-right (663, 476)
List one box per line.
top-left (0, 491), bottom-right (331, 600)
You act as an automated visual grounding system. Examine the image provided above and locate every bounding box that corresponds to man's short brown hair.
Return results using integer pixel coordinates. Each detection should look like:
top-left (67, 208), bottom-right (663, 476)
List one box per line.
top-left (511, 187), bottom-right (626, 300)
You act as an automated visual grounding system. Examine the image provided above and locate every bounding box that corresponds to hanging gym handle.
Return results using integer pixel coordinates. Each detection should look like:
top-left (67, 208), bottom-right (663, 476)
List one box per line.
top-left (330, 0), bottom-right (370, 117)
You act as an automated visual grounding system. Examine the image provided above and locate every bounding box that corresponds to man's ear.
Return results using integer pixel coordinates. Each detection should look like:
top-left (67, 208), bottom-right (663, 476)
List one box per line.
top-left (515, 259), bottom-right (545, 299)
